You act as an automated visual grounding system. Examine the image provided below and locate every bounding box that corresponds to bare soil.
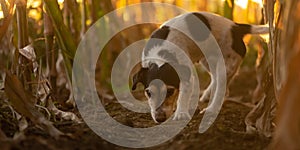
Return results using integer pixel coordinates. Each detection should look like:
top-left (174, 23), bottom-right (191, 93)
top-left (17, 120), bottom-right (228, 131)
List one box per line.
top-left (0, 66), bottom-right (271, 150)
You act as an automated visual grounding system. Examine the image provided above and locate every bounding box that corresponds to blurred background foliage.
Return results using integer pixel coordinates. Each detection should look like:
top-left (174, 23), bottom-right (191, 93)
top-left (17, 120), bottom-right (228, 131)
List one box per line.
top-left (0, 0), bottom-right (268, 128)
top-left (0, 0), bottom-right (268, 92)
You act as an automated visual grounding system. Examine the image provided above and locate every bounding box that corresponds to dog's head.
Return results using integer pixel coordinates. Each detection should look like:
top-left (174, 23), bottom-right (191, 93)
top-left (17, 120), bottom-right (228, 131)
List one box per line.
top-left (131, 19), bottom-right (194, 123)
top-left (131, 62), bottom-right (180, 123)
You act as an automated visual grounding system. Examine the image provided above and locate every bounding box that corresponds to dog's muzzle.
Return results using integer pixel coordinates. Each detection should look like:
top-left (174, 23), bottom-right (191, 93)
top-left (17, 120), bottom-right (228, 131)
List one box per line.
top-left (151, 107), bottom-right (167, 123)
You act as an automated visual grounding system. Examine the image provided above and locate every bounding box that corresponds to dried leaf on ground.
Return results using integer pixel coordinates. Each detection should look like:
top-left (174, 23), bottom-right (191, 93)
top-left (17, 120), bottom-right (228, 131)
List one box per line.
top-left (47, 98), bottom-right (82, 123)
top-left (4, 71), bottom-right (63, 139)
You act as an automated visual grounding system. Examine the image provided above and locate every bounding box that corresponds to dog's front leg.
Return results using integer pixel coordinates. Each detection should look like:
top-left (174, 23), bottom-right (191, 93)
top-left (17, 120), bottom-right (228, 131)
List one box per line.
top-left (173, 76), bottom-right (194, 120)
top-left (200, 73), bottom-right (215, 102)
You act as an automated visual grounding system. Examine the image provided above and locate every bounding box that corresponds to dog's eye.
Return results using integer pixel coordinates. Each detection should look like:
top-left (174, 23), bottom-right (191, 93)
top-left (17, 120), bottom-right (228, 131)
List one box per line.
top-left (145, 89), bottom-right (152, 98)
top-left (167, 88), bottom-right (175, 97)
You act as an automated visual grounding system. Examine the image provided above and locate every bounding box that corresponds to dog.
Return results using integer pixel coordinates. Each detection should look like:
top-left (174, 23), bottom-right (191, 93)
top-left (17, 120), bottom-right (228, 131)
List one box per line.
top-left (131, 12), bottom-right (269, 123)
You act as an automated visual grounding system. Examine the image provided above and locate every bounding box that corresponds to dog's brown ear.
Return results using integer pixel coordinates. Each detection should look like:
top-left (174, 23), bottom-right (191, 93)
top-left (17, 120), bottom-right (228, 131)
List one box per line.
top-left (132, 67), bottom-right (148, 91)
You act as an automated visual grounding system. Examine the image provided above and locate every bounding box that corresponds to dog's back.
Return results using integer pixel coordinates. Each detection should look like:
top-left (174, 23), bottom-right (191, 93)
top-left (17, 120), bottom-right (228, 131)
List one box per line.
top-left (143, 12), bottom-right (269, 69)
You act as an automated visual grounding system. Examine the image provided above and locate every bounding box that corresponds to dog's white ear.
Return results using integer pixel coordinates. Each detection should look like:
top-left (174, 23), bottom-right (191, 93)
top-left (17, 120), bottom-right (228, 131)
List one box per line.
top-left (132, 67), bottom-right (148, 91)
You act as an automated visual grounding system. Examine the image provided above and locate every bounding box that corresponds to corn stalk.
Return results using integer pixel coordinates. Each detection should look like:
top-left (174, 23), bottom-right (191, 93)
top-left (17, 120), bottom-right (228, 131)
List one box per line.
top-left (15, 0), bottom-right (33, 91)
top-left (270, 0), bottom-right (300, 148)
top-left (44, 9), bottom-right (57, 92)
top-left (223, 0), bottom-right (234, 19)
top-left (43, 0), bottom-right (77, 80)
top-left (244, 0), bottom-right (279, 137)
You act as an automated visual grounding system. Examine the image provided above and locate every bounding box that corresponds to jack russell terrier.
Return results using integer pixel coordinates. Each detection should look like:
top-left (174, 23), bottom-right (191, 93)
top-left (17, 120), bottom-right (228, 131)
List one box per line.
top-left (131, 12), bottom-right (269, 123)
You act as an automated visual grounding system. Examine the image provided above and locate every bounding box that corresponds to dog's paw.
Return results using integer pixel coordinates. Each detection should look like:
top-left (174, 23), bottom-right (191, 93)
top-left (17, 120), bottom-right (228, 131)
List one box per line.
top-left (199, 107), bottom-right (207, 114)
top-left (173, 111), bottom-right (191, 121)
top-left (199, 91), bottom-right (210, 102)
top-left (199, 95), bottom-right (209, 102)
top-left (199, 107), bottom-right (213, 114)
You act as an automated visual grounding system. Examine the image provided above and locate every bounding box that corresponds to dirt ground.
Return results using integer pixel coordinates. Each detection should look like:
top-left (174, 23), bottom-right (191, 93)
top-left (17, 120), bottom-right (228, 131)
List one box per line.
top-left (0, 64), bottom-right (271, 150)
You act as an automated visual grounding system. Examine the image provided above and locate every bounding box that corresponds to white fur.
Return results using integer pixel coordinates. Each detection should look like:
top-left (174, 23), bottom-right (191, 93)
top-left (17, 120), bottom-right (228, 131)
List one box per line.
top-left (250, 24), bottom-right (269, 34)
top-left (142, 45), bottom-right (167, 68)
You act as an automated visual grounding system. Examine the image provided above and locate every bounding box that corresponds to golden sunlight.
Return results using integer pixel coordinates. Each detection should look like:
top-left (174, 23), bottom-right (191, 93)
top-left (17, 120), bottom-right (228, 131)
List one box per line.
top-left (28, 0), bottom-right (41, 8)
top-left (0, 11), bottom-right (3, 19)
top-left (58, 0), bottom-right (64, 4)
top-left (235, 0), bottom-right (248, 9)
top-left (252, 0), bottom-right (263, 7)
top-left (29, 9), bottom-right (40, 20)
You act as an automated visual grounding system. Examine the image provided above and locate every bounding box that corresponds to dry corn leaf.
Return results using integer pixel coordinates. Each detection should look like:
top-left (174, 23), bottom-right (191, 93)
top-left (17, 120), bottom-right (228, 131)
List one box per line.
top-left (19, 45), bottom-right (36, 61)
top-left (4, 71), bottom-right (63, 139)
top-left (19, 45), bottom-right (38, 72)
top-left (47, 98), bottom-right (82, 123)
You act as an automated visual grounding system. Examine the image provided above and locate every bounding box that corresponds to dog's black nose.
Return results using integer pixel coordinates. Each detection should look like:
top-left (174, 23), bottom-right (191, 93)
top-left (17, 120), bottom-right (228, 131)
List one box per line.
top-left (155, 110), bottom-right (167, 123)
top-left (156, 114), bottom-right (166, 123)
